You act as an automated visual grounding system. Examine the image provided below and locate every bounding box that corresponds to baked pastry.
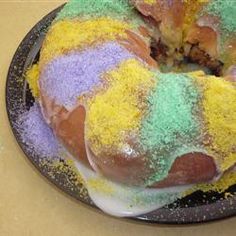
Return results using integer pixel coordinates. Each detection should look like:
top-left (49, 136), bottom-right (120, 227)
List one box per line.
top-left (35, 0), bottom-right (236, 190)
top-left (133, 0), bottom-right (236, 75)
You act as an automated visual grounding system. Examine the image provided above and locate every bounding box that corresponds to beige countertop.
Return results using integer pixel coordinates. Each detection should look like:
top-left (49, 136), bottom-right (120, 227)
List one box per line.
top-left (0, 1), bottom-right (235, 235)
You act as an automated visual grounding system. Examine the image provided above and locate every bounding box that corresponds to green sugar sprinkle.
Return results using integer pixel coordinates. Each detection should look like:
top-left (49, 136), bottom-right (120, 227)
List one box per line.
top-left (56, 0), bottom-right (135, 21)
top-left (141, 73), bottom-right (201, 185)
top-left (131, 189), bottom-right (180, 208)
top-left (205, 0), bottom-right (236, 33)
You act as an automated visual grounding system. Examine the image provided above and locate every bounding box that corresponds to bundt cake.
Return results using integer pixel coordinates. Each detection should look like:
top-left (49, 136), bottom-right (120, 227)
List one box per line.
top-left (24, 0), bottom-right (236, 216)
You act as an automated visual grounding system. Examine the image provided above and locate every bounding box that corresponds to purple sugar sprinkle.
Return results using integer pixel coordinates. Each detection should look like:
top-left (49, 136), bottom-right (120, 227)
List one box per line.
top-left (18, 103), bottom-right (60, 158)
top-left (40, 42), bottom-right (135, 107)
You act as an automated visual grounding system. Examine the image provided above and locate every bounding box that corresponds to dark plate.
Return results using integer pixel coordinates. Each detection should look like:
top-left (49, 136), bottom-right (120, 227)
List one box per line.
top-left (6, 5), bottom-right (236, 224)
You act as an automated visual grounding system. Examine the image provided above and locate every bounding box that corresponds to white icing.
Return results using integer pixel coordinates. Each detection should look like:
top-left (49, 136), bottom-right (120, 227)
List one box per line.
top-left (73, 159), bottom-right (192, 217)
top-left (40, 103), bottom-right (206, 217)
top-left (57, 137), bottom-right (193, 217)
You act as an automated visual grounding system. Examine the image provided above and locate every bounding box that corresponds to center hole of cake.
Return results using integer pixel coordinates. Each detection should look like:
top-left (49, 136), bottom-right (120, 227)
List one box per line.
top-left (150, 39), bottom-right (223, 76)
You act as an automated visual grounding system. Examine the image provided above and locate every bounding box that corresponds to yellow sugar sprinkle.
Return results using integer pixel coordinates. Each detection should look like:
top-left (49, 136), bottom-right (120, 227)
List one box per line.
top-left (188, 70), bottom-right (206, 78)
top-left (203, 78), bottom-right (236, 171)
top-left (25, 64), bottom-right (39, 98)
top-left (144, 0), bottom-right (156, 5)
top-left (87, 59), bottom-right (155, 155)
top-left (40, 18), bottom-right (129, 64)
top-left (185, 170), bottom-right (236, 195)
top-left (183, 1), bottom-right (206, 33)
top-left (87, 178), bottom-right (115, 195)
top-left (51, 159), bottom-right (85, 186)
top-left (38, 158), bottom-right (88, 200)
top-left (221, 153), bottom-right (236, 171)
top-left (188, 71), bottom-right (236, 172)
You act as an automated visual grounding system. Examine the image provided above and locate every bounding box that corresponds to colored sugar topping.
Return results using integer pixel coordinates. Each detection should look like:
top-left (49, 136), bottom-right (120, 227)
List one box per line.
top-left (56, 0), bottom-right (134, 21)
top-left (49, 159), bottom-right (86, 187)
top-left (41, 42), bottom-right (135, 107)
top-left (205, 0), bottom-right (236, 33)
top-left (87, 59), bottom-right (155, 155)
top-left (25, 64), bottom-right (39, 98)
top-left (40, 18), bottom-right (130, 64)
top-left (202, 77), bottom-right (236, 171)
top-left (18, 103), bottom-right (60, 157)
top-left (38, 158), bottom-right (88, 200)
top-left (186, 170), bottom-right (236, 195)
top-left (87, 179), bottom-right (115, 195)
top-left (141, 73), bottom-right (201, 184)
top-left (144, 0), bottom-right (156, 5)
top-left (183, 0), bottom-right (207, 32)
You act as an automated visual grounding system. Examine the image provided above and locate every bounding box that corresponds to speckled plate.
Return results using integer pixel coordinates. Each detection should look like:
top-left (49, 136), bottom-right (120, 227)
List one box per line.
top-left (6, 5), bottom-right (236, 224)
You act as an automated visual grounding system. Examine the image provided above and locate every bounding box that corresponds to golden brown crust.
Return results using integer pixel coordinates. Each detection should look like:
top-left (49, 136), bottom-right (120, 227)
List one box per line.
top-left (87, 145), bottom-right (217, 187)
top-left (132, 0), bottom-right (185, 50)
top-left (40, 92), bottom-right (90, 166)
top-left (118, 30), bottom-right (158, 67)
top-left (187, 44), bottom-right (223, 76)
top-left (152, 153), bottom-right (217, 188)
top-left (186, 23), bottom-right (218, 59)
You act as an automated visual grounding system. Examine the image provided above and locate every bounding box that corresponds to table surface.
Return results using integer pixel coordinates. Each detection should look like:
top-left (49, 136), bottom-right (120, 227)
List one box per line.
top-left (0, 1), bottom-right (236, 235)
